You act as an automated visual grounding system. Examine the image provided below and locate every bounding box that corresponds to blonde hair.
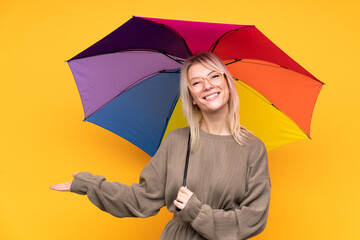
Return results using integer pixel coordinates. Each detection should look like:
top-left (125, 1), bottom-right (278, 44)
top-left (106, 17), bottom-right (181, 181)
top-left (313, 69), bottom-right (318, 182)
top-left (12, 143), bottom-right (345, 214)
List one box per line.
top-left (180, 51), bottom-right (253, 151)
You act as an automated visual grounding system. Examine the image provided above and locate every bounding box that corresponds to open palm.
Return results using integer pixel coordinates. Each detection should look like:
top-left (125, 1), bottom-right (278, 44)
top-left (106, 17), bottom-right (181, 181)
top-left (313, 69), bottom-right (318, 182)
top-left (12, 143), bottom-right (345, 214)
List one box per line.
top-left (49, 172), bottom-right (78, 192)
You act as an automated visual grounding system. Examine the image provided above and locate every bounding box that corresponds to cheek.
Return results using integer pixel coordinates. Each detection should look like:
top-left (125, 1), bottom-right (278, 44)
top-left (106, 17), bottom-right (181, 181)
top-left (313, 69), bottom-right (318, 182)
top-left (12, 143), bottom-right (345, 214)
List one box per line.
top-left (222, 83), bottom-right (230, 100)
top-left (189, 92), bottom-right (198, 105)
top-left (226, 86), bottom-right (230, 98)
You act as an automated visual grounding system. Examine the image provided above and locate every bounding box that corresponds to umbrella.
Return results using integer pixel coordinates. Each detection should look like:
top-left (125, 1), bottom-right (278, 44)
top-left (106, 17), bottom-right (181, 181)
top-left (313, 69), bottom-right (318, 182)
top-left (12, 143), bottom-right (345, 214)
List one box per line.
top-left (67, 16), bottom-right (324, 156)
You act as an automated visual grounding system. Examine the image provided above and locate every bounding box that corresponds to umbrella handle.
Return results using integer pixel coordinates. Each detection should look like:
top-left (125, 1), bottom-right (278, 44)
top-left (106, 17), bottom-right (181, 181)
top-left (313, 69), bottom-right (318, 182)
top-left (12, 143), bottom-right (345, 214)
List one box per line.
top-left (176, 130), bottom-right (191, 212)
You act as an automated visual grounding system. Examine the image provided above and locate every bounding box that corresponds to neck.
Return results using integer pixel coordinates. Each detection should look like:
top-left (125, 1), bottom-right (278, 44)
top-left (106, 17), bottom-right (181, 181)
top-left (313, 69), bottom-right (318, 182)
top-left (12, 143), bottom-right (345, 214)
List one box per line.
top-left (200, 105), bottom-right (231, 135)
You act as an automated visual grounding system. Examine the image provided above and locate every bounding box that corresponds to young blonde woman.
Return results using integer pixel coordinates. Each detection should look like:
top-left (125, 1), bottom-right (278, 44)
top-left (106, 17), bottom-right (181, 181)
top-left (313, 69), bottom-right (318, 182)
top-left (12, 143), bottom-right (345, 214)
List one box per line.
top-left (50, 52), bottom-right (271, 240)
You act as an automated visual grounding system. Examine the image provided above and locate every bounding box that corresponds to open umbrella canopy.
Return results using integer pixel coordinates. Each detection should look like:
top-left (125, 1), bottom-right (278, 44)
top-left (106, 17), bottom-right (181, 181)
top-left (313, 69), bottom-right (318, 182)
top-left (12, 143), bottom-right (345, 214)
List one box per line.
top-left (67, 16), bottom-right (324, 156)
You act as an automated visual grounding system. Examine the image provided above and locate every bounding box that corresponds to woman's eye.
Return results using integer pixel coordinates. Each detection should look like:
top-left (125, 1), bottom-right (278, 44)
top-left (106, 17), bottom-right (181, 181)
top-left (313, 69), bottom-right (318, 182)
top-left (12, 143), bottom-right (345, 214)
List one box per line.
top-left (211, 74), bottom-right (220, 79)
top-left (192, 81), bottom-right (201, 86)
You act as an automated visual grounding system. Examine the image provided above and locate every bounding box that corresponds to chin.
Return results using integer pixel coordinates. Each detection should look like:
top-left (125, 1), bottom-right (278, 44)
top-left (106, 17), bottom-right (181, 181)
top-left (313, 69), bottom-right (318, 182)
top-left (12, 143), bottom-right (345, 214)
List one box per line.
top-left (201, 103), bottom-right (227, 113)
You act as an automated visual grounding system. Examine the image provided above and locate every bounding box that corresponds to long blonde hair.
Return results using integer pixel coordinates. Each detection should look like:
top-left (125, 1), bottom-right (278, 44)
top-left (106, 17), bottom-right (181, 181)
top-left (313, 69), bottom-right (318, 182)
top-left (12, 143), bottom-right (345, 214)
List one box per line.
top-left (179, 51), bottom-right (253, 151)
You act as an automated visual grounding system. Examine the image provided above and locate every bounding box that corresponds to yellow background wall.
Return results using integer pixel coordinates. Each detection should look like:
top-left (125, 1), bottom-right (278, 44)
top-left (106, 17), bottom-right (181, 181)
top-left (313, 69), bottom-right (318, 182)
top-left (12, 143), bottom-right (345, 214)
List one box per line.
top-left (1, 0), bottom-right (359, 239)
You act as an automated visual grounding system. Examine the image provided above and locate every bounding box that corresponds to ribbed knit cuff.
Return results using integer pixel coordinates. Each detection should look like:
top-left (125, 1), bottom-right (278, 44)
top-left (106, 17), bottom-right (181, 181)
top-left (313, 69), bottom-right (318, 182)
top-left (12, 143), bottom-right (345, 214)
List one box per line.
top-left (178, 193), bottom-right (201, 223)
top-left (70, 172), bottom-right (105, 195)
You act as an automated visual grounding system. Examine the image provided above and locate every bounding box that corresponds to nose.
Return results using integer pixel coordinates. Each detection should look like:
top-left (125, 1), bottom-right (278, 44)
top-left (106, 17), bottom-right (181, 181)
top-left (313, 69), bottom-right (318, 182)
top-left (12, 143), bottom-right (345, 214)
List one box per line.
top-left (202, 77), bottom-right (213, 90)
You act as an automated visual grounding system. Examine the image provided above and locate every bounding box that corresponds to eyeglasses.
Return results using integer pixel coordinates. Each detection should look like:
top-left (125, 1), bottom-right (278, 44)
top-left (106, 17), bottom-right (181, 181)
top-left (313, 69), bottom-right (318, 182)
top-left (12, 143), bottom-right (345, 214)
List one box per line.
top-left (187, 71), bottom-right (225, 93)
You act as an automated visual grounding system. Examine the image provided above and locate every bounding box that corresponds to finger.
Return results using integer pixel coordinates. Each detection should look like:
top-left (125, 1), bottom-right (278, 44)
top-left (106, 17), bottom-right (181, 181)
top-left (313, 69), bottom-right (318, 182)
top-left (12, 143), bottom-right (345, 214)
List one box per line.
top-left (176, 192), bottom-right (186, 200)
top-left (57, 182), bottom-right (71, 191)
top-left (176, 192), bottom-right (189, 202)
top-left (180, 187), bottom-right (193, 195)
top-left (72, 172), bottom-right (79, 178)
top-left (182, 190), bottom-right (192, 197)
top-left (173, 199), bottom-right (184, 210)
top-left (49, 182), bottom-right (71, 191)
top-left (176, 195), bottom-right (186, 203)
top-left (180, 186), bottom-right (192, 193)
top-left (178, 191), bottom-right (193, 205)
top-left (49, 183), bottom-right (66, 191)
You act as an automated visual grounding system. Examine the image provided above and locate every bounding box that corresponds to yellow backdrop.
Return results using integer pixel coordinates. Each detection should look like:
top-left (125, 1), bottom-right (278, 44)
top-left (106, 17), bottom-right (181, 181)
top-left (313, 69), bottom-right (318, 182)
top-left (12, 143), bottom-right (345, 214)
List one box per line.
top-left (1, 0), bottom-right (359, 239)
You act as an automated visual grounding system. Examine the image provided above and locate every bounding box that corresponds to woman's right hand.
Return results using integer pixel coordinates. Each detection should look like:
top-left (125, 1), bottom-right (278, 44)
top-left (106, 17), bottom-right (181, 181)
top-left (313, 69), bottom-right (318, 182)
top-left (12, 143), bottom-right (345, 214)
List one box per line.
top-left (49, 172), bottom-right (78, 192)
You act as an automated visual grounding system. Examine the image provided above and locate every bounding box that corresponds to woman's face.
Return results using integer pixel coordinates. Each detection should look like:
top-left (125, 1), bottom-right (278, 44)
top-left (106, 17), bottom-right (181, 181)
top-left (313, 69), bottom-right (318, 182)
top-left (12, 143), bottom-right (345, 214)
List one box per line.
top-left (187, 63), bottom-right (230, 114)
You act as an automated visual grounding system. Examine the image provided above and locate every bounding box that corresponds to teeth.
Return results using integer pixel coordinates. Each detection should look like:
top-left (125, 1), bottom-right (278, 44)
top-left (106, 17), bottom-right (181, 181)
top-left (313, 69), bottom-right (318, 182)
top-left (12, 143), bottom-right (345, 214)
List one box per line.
top-left (205, 93), bottom-right (218, 100)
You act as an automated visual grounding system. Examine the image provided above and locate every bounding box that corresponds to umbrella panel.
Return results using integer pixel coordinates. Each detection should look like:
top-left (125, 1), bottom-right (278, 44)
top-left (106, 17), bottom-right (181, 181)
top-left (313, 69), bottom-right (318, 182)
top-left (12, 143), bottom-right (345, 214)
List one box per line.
top-left (70, 17), bottom-right (191, 61)
top-left (68, 51), bottom-right (182, 119)
top-left (87, 70), bottom-right (181, 156)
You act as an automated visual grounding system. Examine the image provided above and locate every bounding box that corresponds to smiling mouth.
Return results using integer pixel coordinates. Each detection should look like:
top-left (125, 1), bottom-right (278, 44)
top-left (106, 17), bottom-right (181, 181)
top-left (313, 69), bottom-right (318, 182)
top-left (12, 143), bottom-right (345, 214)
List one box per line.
top-left (204, 92), bottom-right (219, 100)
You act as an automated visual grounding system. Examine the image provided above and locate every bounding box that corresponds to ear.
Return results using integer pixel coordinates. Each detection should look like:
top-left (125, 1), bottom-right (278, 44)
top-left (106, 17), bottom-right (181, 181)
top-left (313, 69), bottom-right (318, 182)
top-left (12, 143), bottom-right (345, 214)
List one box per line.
top-left (192, 99), bottom-right (196, 105)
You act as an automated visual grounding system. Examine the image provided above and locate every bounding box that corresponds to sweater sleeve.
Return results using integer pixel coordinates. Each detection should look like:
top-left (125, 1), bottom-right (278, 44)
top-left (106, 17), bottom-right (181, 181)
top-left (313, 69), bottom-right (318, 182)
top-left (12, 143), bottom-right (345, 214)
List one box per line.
top-left (178, 140), bottom-right (271, 240)
top-left (69, 135), bottom-right (170, 218)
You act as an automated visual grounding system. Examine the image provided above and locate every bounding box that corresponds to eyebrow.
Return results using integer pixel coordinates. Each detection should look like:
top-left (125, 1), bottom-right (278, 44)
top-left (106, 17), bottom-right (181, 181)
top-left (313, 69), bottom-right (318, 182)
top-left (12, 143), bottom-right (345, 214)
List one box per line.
top-left (189, 70), bottom-right (216, 81)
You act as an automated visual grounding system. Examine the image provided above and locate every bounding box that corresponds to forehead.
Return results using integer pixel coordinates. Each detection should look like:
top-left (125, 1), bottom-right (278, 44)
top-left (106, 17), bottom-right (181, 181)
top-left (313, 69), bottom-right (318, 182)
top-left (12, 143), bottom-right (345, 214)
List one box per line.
top-left (187, 63), bottom-right (214, 79)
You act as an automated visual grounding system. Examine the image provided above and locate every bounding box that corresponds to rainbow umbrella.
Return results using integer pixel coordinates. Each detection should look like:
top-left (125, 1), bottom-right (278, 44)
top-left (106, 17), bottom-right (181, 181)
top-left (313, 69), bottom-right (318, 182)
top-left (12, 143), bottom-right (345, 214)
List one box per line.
top-left (67, 16), bottom-right (324, 156)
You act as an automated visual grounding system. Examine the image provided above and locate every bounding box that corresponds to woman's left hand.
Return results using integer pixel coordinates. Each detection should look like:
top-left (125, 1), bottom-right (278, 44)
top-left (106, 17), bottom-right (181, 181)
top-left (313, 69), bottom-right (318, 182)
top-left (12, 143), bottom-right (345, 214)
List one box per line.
top-left (174, 186), bottom-right (194, 210)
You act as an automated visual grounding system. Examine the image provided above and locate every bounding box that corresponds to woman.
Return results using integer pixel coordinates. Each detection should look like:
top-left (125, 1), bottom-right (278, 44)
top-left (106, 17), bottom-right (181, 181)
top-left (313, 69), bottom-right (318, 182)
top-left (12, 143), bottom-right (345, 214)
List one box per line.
top-left (50, 52), bottom-right (271, 240)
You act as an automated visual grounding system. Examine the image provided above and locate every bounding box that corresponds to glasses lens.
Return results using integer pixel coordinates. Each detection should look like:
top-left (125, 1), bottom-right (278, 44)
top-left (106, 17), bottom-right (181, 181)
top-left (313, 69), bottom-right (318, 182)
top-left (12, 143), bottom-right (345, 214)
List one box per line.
top-left (189, 77), bottom-right (203, 92)
top-left (208, 72), bottom-right (223, 85)
top-left (188, 71), bottom-right (224, 92)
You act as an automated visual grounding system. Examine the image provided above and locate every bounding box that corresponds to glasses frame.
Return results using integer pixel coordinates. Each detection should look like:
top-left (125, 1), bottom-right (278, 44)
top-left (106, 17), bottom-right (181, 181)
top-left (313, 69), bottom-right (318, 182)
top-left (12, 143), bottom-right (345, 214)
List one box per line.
top-left (187, 71), bottom-right (226, 93)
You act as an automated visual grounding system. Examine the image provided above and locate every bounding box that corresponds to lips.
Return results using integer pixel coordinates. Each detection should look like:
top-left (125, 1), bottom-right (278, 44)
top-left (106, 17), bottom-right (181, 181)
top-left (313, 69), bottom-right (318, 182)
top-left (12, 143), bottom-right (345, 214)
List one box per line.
top-left (203, 92), bottom-right (220, 100)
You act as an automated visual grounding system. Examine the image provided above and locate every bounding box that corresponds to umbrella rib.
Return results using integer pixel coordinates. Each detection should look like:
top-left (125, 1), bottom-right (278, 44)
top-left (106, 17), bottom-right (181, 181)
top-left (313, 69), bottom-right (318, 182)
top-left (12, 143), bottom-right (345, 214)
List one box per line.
top-left (140, 17), bottom-right (193, 57)
top-left (211, 27), bottom-right (324, 85)
top-left (158, 50), bottom-right (185, 64)
top-left (83, 70), bottom-right (172, 122)
top-left (226, 59), bottom-right (325, 84)
top-left (157, 92), bottom-right (181, 150)
top-left (233, 78), bottom-right (272, 105)
top-left (234, 78), bottom-right (312, 139)
top-left (160, 24), bottom-right (193, 57)
top-left (67, 48), bottom-right (183, 62)
top-left (209, 26), bottom-right (255, 53)
top-left (226, 58), bottom-right (287, 68)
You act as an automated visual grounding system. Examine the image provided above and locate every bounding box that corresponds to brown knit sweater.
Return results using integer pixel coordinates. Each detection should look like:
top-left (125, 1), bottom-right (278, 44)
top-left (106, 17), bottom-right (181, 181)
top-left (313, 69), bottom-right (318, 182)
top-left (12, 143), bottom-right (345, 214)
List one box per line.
top-left (70, 127), bottom-right (271, 239)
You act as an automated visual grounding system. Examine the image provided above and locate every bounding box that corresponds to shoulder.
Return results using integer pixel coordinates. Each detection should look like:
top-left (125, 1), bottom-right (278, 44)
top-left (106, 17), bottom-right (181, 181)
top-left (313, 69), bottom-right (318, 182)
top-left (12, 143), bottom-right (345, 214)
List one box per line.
top-left (242, 130), bottom-right (267, 153)
top-left (163, 127), bottom-right (189, 141)
top-left (152, 128), bottom-right (188, 161)
top-left (245, 133), bottom-right (268, 165)
top-left (157, 127), bottom-right (189, 150)
top-left (239, 128), bottom-right (265, 148)
top-left (250, 134), bottom-right (266, 149)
